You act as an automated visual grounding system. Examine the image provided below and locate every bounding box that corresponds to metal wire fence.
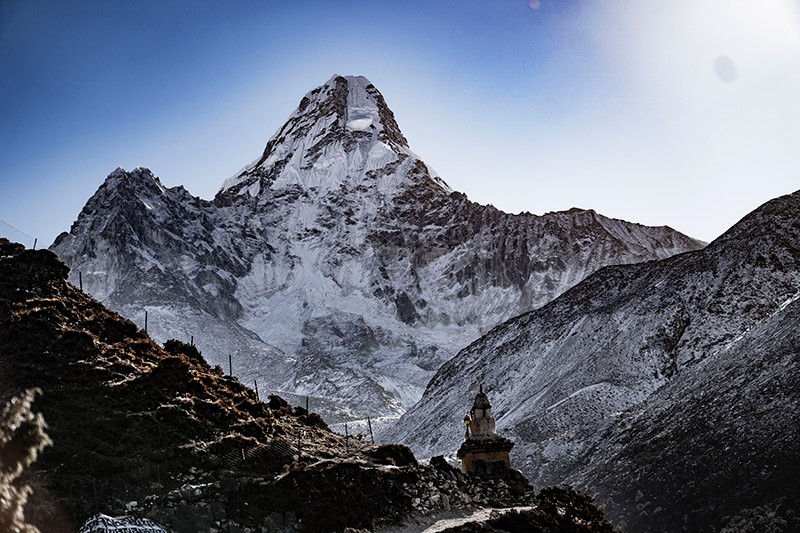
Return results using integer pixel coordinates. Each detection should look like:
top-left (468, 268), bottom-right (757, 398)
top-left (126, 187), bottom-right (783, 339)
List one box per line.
top-left (0, 219), bottom-right (37, 249)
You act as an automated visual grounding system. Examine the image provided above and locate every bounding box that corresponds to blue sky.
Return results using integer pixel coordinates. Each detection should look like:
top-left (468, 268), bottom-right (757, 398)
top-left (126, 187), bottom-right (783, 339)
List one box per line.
top-left (2, 0), bottom-right (799, 246)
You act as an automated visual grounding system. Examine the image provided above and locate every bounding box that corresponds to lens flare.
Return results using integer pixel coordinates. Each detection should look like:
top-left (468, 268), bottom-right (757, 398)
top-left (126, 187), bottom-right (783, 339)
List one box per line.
top-left (713, 56), bottom-right (738, 83)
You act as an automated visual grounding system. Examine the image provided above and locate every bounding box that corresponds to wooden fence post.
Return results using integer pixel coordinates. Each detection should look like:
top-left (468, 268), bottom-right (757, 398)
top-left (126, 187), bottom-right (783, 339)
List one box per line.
top-left (368, 417), bottom-right (375, 445)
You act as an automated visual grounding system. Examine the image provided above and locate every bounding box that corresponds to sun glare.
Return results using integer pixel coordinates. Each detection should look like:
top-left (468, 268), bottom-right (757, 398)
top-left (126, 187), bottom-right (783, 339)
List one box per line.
top-left (699, 0), bottom-right (800, 56)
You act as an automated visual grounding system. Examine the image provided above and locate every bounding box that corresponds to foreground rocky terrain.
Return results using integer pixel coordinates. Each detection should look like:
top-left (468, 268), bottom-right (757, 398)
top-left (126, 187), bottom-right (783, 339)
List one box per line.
top-left (0, 238), bottom-right (617, 532)
top-left (390, 191), bottom-right (800, 531)
top-left (51, 75), bottom-right (702, 421)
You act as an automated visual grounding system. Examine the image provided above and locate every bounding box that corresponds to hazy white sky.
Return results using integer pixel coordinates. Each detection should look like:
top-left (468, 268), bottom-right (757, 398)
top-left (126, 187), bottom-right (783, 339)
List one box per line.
top-left (1, 0), bottom-right (798, 246)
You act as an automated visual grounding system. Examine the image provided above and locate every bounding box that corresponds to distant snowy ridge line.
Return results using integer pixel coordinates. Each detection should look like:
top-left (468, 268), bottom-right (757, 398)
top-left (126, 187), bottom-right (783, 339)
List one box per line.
top-left (50, 74), bottom-right (704, 423)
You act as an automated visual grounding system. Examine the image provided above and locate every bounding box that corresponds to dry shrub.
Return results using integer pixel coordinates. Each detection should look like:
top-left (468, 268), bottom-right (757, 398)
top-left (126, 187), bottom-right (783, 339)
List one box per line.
top-left (0, 389), bottom-right (52, 533)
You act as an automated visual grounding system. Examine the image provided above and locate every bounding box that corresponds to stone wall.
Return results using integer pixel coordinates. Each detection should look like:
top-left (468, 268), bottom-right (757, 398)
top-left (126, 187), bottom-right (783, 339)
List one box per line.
top-left (119, 459), bottom-right (533, 533)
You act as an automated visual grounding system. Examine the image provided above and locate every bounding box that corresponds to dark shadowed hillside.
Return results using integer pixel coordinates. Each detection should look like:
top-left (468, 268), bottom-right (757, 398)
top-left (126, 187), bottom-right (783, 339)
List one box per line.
top-left (0, 239), bottom-right (349, 529)
top-left (0, 238), bottom-right (618, 532)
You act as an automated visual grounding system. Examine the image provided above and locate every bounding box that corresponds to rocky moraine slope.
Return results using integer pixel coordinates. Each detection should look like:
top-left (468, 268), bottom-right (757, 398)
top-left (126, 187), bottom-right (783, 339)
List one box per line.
top-left (50, 75), bottom-right (702, 421)
top-left (389, 191), bottom-right (800, 531)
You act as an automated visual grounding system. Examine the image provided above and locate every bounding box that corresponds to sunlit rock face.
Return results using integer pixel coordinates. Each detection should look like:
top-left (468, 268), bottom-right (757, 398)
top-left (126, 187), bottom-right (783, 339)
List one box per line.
top-left (51, 75), bottom-right (703, 422)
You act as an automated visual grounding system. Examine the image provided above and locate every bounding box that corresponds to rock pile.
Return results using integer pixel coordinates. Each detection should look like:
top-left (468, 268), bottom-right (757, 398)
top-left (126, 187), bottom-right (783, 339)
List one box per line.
top-left (113, 455), bottom-right (532, 532)
top-left (403, 456), bottom-right (532, 517)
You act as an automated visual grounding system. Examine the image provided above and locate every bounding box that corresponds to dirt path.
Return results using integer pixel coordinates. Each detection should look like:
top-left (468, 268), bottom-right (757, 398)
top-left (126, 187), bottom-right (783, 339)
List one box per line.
top-left (377, 506), bottom-right (535, 533)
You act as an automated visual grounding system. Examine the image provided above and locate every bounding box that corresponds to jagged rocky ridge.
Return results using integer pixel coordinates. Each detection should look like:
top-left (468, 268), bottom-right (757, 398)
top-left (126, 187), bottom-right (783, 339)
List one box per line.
top-left (51, 75), bottom-right (702, 421)
top-left (0, 238), bottom-right (624, 533)
top-left (388, 191), bottom-right (800, 531)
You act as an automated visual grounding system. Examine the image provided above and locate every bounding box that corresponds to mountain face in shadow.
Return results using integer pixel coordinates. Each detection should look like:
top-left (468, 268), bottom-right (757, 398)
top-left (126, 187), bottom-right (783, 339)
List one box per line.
top-left (388, 191), bottom-right (800, 531)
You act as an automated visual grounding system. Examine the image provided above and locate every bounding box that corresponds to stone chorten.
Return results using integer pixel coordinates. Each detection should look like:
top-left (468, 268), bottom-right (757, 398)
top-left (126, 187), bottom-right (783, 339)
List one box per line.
top-left (457, 385), bottom-right (514, 478)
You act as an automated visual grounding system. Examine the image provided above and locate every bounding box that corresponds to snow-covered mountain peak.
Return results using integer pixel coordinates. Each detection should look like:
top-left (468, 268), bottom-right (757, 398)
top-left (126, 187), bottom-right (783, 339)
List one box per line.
top-left (340, 75), bottom-right (387, 131)
top-left (101, 166), bottom-right (166, 197)
top-left (53, 76), bottom-right (705, 424)
top-left (295, 74), bottom-right (409, 148)
top-left (218, 75), bottom-right (453, 200)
